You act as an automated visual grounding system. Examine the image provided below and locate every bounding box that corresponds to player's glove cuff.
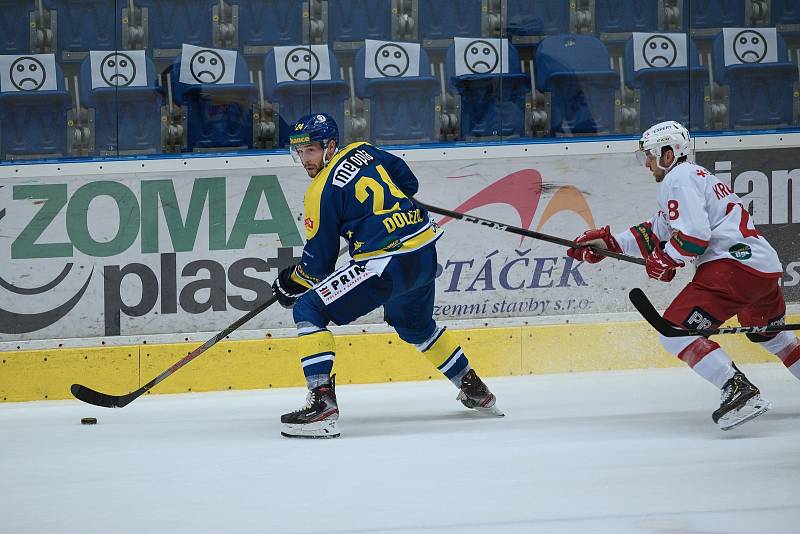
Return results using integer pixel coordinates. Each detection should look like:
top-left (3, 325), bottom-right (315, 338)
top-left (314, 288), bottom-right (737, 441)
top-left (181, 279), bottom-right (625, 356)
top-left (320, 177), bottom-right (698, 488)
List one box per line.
top-left (645, 243), bottom-right (684, 282)
top-left (272, 266), bottom-right (307, 309)
top-left (567, 225), bottom-right (621, 264)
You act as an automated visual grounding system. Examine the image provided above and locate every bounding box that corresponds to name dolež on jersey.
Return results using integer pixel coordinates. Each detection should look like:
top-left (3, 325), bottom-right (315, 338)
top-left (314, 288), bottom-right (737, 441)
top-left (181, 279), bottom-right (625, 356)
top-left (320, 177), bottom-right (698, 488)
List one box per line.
top-left (382, 207), bottom-right (423, 233)
top-left (332, 148), bottom-right (375, 187)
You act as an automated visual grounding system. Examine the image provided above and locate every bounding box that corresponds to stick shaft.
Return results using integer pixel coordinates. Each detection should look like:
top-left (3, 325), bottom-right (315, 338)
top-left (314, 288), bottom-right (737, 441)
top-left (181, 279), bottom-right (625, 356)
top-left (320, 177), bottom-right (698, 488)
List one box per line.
top-left (417, 200), bottom-right (645, 266)
top-left (143, 296), bottom-right (278, 392)
top-left (72, 245), bottom-right (352, 408)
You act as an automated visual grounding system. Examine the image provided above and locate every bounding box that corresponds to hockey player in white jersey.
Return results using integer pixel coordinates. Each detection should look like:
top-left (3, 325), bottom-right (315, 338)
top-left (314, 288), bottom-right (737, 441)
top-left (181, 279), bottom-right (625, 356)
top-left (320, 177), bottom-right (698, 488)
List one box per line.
top-left (568, 121), bottom-right (800, 430)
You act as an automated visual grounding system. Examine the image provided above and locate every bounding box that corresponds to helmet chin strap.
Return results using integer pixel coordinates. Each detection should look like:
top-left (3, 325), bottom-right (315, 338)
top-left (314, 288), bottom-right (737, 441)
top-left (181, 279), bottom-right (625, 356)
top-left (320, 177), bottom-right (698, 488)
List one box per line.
top-left (655, 159), bottom-right (673, 172)
top-left (322, 140), bottom-right (337, 167)
top-left (655, 148), bottom-right (678, 172)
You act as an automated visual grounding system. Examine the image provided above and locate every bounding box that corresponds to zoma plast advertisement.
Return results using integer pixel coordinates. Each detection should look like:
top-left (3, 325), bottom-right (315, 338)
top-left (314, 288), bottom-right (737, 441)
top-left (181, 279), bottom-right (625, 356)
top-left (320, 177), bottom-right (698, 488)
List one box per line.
top-left (1, 144), bottom-right (797, 342)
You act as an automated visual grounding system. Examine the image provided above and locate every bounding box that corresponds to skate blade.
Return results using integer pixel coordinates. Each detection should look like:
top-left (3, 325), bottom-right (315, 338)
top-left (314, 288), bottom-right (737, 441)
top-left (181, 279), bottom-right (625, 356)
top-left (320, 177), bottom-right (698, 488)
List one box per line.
top-left (473, 405), bottom-right (505, 417)
top-left (281, 419), bottom-right (340, 439)
top-left (718, 397), bottom-right (772, 431)
top-left (456, 391), bottom-right (505, 417)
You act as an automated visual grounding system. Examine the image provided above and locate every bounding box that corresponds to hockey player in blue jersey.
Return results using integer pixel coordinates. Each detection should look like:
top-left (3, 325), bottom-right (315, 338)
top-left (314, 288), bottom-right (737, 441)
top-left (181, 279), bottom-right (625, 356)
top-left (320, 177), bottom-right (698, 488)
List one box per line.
top-left (271, 112), bottom-right (503, 438)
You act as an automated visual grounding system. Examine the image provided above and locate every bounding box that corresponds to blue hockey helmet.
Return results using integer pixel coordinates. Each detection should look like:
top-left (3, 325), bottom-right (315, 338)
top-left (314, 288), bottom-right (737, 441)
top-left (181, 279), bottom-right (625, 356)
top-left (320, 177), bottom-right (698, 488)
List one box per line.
top-left (289, 112), bottom-right (339, 160)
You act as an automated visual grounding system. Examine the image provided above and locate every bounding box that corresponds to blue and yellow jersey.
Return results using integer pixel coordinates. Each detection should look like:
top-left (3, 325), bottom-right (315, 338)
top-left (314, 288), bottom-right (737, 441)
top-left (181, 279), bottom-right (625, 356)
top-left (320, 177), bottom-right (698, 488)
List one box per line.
top-left (291, 142), bottom-right (441, 288)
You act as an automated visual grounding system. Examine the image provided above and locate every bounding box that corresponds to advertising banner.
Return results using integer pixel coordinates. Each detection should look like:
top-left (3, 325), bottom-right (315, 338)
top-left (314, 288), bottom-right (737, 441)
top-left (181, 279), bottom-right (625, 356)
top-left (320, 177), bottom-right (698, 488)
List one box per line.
top-left (0, 150), bottom-right (701, 342)
top-left (410, 152), bottom-right (687, 322)
top-left (695, 147), bottom-right (800, 302)
top-left (0, 168), bottom-right (313, 341)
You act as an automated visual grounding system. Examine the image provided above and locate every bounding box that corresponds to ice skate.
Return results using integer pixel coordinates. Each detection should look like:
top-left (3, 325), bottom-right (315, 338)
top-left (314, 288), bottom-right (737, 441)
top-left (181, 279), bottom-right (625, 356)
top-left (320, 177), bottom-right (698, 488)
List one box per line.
top-left (281, 375), bottom-right (340, 438)
top-left (457, 369), bottom-right (504, 417)
top-left (712, 366), bottom-right (772, 431)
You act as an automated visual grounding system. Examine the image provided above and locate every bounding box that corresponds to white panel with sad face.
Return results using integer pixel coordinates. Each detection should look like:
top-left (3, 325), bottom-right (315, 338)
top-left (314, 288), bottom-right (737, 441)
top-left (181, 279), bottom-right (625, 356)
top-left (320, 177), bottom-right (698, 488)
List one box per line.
top-left (179, 44), bottom-right (238, 85)
top-left (273, 45), bottom-right (332, 83)
top-left (723, 28), bottom-right (778, 66)
top-left (0, 54), bottom-right (58, 92)
top-left (454, 37), bottom-right (509, 76)
top-left (90, 50), bottom-right (148, 89)
top-left (364, 40), bottom-right (420, 78)
top-left (632, 33), bottom-right (688, 71)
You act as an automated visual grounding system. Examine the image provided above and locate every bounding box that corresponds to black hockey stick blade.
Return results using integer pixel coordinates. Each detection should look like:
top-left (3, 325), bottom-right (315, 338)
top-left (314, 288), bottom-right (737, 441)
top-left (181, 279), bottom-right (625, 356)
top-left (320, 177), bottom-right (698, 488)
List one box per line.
top-left (628, 287), bottom-right (681, 337)
top-left (70, 295), bottom-right (279, 408)
top-left (415, 199), bottom-right (645, 266)
top-left (629, 287), bottom-right (800, 337)
top-left (70, 383), bottom-right (138, 409)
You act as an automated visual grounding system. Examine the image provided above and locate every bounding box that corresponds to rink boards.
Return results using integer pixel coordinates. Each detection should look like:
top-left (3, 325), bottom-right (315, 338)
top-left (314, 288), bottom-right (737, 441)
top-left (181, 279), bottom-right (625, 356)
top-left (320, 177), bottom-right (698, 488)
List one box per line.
top-left (2, 133), bottom-right (799, 401)
top-left (3, 316), bottom-right (797, 402)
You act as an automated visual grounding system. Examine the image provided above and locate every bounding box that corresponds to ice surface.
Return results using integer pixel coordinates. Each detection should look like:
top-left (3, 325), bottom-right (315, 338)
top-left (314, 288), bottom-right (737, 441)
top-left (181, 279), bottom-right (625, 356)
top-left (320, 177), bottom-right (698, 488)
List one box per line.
top-left (2, 364), bottom-right (799, 534)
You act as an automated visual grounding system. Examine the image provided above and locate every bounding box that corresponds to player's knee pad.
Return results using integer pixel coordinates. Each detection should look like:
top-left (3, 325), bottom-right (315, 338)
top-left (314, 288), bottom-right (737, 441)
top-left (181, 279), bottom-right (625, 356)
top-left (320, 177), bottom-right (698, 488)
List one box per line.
top-left (756, 330), bottom-right (796, 354)
top-left (293, 292), bottom-right (329, 329)
top-left (393, 318), bottom-right (436, 346)
top-left (658, 333), bottom-right (695, 356)
top-left (747, 331), bottom-right (778, 343)
top-left (745, 314), bottom-right (785, 343)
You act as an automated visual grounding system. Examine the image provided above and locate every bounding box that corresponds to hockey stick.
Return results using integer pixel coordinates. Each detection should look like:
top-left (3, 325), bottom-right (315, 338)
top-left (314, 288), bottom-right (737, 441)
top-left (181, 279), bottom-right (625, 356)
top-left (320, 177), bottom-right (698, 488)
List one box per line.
top-left (415, 199), bottom-right (645, 266)
top-left (629, 287), bottom-right (800, 337)
top-left (72, 247), bottom-right (350, 408)
top-left (71, 294), bottom-right (280, 408)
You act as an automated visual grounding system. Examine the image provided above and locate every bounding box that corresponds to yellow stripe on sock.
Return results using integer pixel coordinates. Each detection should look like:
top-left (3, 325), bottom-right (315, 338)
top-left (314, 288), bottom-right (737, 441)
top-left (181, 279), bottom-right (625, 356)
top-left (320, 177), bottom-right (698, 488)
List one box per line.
top-left (298, 330), bottom-right (335, 359)
top-left (423, 329), bottom-right (463, 369)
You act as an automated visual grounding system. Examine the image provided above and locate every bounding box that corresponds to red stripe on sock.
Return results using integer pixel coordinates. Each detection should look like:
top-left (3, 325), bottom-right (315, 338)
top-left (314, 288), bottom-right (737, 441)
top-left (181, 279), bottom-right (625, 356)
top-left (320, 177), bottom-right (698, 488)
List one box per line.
top-left (677, 337), bottom-right (720, 368)
top-left (779, 341), bottom-right (800, 368)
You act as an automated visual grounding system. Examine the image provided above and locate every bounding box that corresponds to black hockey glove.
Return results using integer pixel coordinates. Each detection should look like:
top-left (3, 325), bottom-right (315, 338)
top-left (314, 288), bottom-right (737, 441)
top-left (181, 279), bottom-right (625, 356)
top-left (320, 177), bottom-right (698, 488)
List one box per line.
top-left (272, 266), bottom-right (307, 309)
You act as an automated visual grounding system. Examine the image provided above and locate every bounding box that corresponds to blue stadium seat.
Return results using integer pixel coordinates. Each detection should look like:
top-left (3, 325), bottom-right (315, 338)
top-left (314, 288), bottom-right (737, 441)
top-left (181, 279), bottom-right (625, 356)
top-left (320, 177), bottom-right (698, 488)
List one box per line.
top-left (595, 0), bottom-right (659, 38)
top-left (263, 45), bottom-right (348, 147)
top-left (0, 1), bottom-right (34, 55)
top-left (535, 34), bottom-right (619, 135)
top-left (172, 47), bottom-right (258, 150)
top-left (689, 0), bottom-right (745, 31)
top-left (624, 33), bottom-right (708, 130)
top-left (135, 0), bottom-right (214, 55)
top-left (771, 0), bottom-right (800, 31)
top-left (44, 0), bottom-right (117, 61)
top-left (235, 0), bottom-right (305, 53)
top-left (445, 38), bottom-right (530, 138)
top-left (503, 0), bottom-right (571, 39)
top-left (353, 41), bottom-right (439, 143)
top-left (0, 55), bottom-right (70, 160)
top-left (79, 51), bottom-right (163, 155)
top-left (327, 0), bottom-right (393, 44)
top-left (419, 0), bottom-right (483, 44)
top-left (712, 29), bottom-right (798, 129)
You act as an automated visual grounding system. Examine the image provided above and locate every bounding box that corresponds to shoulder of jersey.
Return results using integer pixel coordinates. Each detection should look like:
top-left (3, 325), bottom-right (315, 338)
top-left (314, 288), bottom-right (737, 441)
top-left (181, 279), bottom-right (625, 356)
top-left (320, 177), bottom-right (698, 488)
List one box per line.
top-left (325, 141), bottom-right (380, 188)
top-left (334, 141), bottom-right (376, 162)
top-left (667, 162), bottom-right (711, 184)
top-left (341, 141), bottom-right (374, 154)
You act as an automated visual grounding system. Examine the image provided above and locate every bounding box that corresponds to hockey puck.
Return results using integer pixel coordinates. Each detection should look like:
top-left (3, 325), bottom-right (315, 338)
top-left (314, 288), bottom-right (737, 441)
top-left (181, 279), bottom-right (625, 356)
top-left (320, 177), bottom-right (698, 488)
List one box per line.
top-left (81, 417), bottom-right (97, 425)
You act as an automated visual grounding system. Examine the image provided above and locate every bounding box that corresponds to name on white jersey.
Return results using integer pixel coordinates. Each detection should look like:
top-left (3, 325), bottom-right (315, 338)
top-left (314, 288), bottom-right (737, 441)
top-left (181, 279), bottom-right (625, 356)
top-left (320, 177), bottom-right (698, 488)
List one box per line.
top-left (331, 149), bottom-right (374, 187)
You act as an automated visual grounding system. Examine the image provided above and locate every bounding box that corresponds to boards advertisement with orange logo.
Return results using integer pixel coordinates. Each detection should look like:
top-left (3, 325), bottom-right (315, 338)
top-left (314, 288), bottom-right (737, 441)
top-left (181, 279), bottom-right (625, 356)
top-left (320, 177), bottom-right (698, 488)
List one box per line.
top-left (1, 144), bottom-right (796, 343)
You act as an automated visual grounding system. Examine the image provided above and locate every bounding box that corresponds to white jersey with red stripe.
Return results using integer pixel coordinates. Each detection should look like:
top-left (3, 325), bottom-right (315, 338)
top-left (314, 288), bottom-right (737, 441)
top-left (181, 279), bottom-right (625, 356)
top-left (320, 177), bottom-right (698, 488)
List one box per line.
top-left (615, 161), bottom-right (782, 278)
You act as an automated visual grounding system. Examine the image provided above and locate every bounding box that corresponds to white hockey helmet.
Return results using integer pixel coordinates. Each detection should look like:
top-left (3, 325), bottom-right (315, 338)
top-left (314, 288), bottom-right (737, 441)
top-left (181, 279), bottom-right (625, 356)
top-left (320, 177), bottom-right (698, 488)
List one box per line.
top-left (635, 120), bottom-right (691, 171)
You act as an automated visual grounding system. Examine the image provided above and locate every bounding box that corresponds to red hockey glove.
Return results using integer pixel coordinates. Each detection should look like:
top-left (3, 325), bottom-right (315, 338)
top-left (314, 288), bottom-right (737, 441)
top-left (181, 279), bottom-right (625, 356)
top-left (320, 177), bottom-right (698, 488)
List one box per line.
top-left (566, 225), bottom-right (622, 264)
top-left (645, 244), bottom-right (683, 282)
